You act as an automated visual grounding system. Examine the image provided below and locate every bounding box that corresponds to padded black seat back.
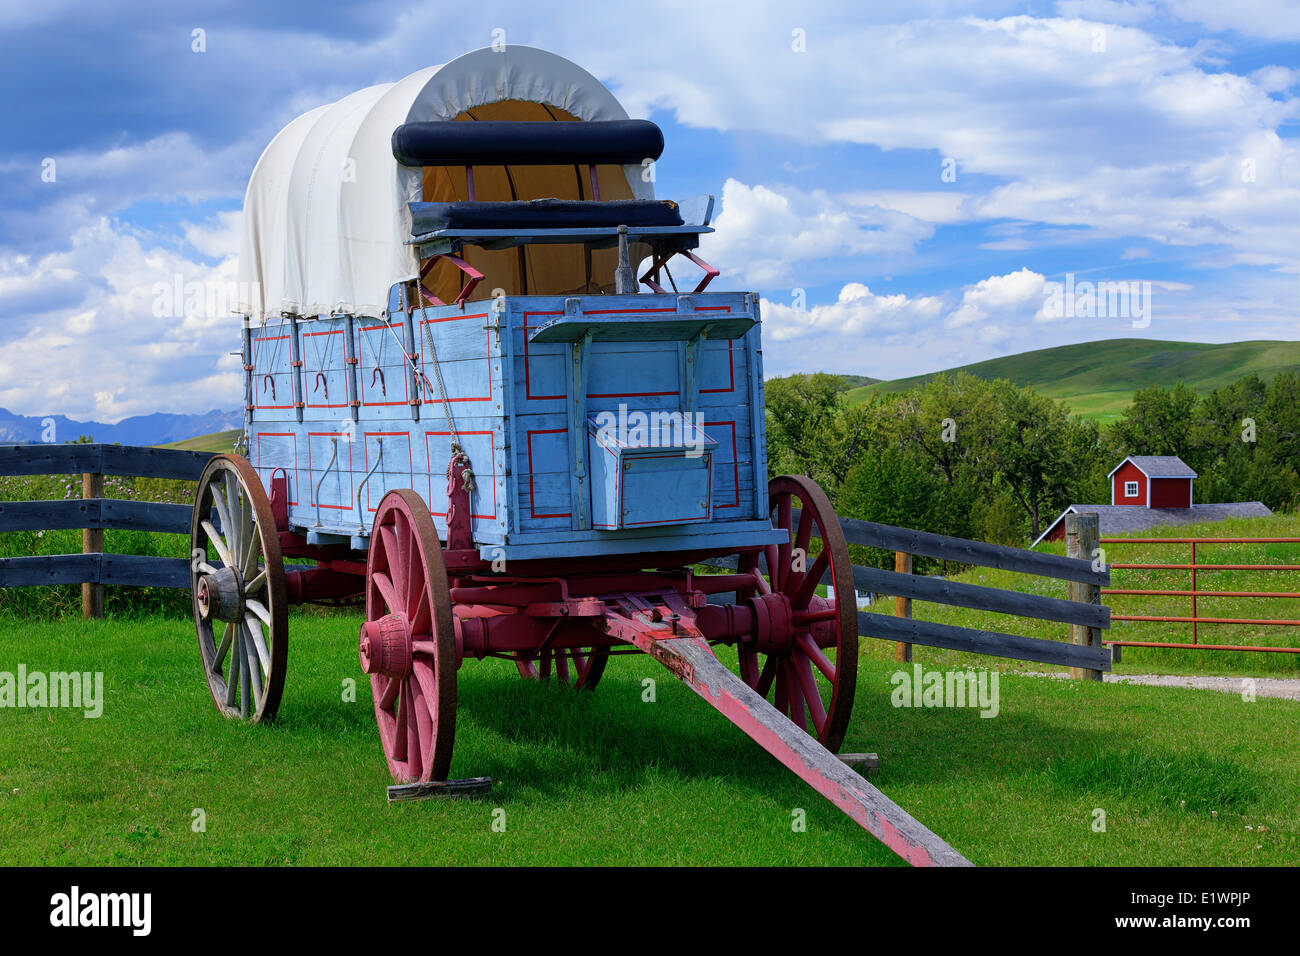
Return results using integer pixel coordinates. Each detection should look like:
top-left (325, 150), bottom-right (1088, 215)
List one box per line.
top-left (392, 120), bottom-right (665, 167)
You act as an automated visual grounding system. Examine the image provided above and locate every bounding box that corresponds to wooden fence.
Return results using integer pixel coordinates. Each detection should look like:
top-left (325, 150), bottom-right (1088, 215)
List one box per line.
top-left (2, 442), bottom-right (1112, 673)
top-left (707, 511), bottom-right (1111, 677)
top-left (0, 443), bottom-right (214, 617)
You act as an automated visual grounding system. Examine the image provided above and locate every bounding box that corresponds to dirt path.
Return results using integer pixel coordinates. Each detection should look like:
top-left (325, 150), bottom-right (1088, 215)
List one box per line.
top-left (1027, 671), bottom-right (1300, 701)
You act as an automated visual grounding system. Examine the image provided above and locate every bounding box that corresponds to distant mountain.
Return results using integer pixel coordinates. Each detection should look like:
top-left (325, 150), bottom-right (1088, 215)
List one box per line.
top-left (847, 339), bottom-right (1300, 423)
top-left (0, 408), bottom-right (242, 446)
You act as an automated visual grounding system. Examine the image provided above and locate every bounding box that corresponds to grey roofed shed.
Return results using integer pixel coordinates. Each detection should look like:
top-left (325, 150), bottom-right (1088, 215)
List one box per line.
top-left (1032, 501), bottom-right (1273, 547)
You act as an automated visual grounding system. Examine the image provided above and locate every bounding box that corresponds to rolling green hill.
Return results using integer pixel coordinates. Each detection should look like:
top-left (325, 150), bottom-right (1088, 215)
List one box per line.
top-left (161, 429), bottom-right (241, 453)
top-left (846, 339), bottom-right (1300, 422)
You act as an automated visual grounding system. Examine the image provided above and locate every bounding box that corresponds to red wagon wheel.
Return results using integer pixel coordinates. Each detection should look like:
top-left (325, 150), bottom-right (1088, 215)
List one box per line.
top-left (514, 647), bottom-right (609, 689)
top-left (735, 475), bottom-right (858, 752)
top-left (191, 454), bottom-right (288, 723)
top-left (361, 489), bottom-right (457, 784)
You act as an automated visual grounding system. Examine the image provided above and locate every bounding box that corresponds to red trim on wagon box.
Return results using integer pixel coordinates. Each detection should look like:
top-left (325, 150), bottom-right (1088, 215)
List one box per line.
top-left (306, 431), bottom-right (354, 509)
top-left (417, 312), bottom-right (492, 403)
top-left (362, 431), bottom-right (413, 513)
top-left (425, 430), bottom-right (498, 520)
top-left (526, 428), bottom-right (571, 519)
top-left (255, 432), bottom-right (299, 506)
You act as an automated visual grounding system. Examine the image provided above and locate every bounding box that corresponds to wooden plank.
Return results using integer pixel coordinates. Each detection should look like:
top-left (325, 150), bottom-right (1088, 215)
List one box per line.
top-left (833, 513), bottom-right (1109, 586)
top-left (82, 473), bottom-right (104, 620)
top-left (0, 443), bottom-right (212, 480)
top-left (1066, 513), bottom-right (1104, 681)
top-left (0, 499), bottom-right (100, 532)
top-left (0, 499), bottom-right (191, 534)
top-left (99, 499), bottom-right (194, 533)
top-left (386, 777), bottom-right (493, 802)
top-left (857, 610), bottom-right (1111, 671)
top-left (100, 554), bottom-right (191, 588)
top-left (852, 564), bottom-right (1110, 630)
top-left (629, 629), bottom-right (971, 866)
top-left (0, 554), bottom-right (101, 587)
top-left (894, 551), bottom-right (912, 663)
top-left (0, 444), bottom-right (104, 477)
top-left (99, 444), bottom-right (213, 480)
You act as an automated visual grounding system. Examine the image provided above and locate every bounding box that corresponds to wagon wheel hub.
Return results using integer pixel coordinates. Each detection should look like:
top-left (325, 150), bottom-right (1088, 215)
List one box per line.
top-left (747, 590), bottom-right (795, 654)
top-left (359, 613), bottom-right (414, 678)
top-left (196, 566), bottom-right (245, 624)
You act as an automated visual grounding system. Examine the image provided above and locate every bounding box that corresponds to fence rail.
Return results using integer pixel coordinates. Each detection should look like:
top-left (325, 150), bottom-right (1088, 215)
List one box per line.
top-left (1101, 536), bottom-right (1300, 655)
top-left (708, 510), bottom-right (1111, 675)
top-left (0, 443), bottom-right (213, 615)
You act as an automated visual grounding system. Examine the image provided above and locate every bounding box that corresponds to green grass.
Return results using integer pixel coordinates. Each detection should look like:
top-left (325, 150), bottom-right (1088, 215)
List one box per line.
top-left (872, 512), bottom-right (1300, 677)
top-left (160, 429), bottom-right (241, 453)
top-left (1, 612), bottom-right (1297, 865)
top-left (845, 338), bottom-right (1300, 423)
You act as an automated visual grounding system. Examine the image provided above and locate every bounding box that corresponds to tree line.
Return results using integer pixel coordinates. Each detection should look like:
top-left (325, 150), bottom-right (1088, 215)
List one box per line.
top-left (764, 370), bottom-right (1300, 559)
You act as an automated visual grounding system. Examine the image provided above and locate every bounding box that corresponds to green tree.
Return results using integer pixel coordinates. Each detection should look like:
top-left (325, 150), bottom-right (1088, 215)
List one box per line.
top-left (1112, 382), bottom-right (1199, 457)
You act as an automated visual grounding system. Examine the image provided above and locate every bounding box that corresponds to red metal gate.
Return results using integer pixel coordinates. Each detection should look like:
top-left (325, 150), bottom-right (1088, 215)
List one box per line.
top-left (1101, 536), bottom-right (1300, 653)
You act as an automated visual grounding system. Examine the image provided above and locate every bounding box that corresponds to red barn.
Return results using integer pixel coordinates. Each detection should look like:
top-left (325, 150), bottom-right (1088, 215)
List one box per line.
top-left (1033, 455), bottom-right (1272, 546)
top-left (1108, 455), bottom-right (1195, 508)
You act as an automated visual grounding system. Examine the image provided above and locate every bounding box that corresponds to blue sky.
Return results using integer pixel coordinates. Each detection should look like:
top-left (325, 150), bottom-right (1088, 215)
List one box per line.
top-left (0, 0), bottom-right (1296, 421)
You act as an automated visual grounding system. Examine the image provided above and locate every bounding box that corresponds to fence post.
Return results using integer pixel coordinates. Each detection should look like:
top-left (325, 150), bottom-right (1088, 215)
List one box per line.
top-left (1065, 513), bottom-right (1101, 681)
top-left (894, 550), bottom-right (912, 663)
top-left (82, 471), bottom-right (104, 620)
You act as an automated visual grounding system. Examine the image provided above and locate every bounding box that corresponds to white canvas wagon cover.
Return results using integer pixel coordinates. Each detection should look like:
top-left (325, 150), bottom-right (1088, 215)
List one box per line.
top-left (236, 46), bottom-right (653, 322)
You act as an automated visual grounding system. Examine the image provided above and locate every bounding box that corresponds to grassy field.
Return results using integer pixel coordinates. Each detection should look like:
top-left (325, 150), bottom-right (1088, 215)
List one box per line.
top-left (160, 429), bottom-right (241, 453)
top-left (845, 339), bottom-right (1300, 423)
top-left (873, 512), bottom-right (1300, 678)
top-left (1, 610), bottom-right (1297, 866)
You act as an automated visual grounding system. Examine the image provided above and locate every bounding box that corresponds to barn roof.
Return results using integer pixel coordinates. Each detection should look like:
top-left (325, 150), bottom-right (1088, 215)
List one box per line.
top-left (1107, 455), bottom-right (1198, 479)
top-left (235, 46), bottom-right (649, 322)
top-left (1032, 501), bottom-right (1274, 547)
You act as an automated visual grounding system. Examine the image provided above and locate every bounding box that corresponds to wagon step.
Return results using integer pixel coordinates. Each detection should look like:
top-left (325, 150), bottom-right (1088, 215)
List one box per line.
top-left (596, 595), bottom-right (971, 867)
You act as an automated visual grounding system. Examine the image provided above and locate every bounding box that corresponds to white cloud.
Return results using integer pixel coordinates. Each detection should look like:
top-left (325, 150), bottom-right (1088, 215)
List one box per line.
top-left (763, 282), bottom-right (946, 342)
top-left (946, 267), bottom-right (1049, 327)
top-left (0, 216), bottom-right (244, 421)
top-left (699, 179), bottom-right (935, 287)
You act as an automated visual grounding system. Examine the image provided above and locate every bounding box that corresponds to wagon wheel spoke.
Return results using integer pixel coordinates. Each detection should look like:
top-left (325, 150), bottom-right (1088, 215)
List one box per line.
top-left (245, 613), bottom-right (272, 674)
top-left (515, 643), bottom-right (609, 690)
top-left (372, 570), bottom-right (399, 616)
top-left (789, 550), bottom-right (829, 611)
top-left (378, 674), bottom-right (400, 710)
top-left (213, 623), bottom-right (234, 677)
top-left (201, 519), bottom-right (234, 568)
top-left (246, 599), bottom-right (271, 627)
top-left (244, 622), bottom-right (265, 708)
top-left (785, 659), bottom-right (807, 732)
